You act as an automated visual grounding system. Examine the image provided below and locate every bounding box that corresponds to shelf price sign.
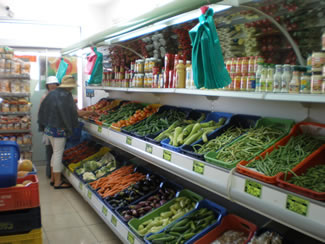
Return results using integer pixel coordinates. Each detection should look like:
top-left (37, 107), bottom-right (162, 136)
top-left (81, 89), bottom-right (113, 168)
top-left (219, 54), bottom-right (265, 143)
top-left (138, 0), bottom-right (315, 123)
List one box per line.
top-left (98, 126), bottom-right (102, 133)
top-left (101, 206), bottom-right (108, 217)
top-left (79, 182), bottom-right (83, 190)
top-left (245, 179), bottom-right (262, 198)
top-left (126, 136), bottom-right (132, 145)
top-left (145, 144), bottom-right (153, 154)
top-left (87, 190), bottom-right (92, 200)
top-left (163, 150), bottom-right (172, 161)
top-left (286, 194), bottom-right (309, 216)
top-left (111, 215), bottom-right (117, 227)
top-left (127, 232), bottom-right (135, 244)
top-left (193, 161), bottom-right (205, 175)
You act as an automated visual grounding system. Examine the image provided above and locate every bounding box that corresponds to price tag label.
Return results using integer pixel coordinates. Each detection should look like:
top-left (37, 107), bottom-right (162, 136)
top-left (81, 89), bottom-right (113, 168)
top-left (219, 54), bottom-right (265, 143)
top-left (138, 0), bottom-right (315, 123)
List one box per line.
top-left (111, 215), bottom-right (117, 227)
top-left (145, 144), bottom-right (153, 154)
top-left (98, 126), bottom-right (102, 133)
top-left (126, 136), bottom-right (132, 145)
top-left (67, 170), bottom-right (71, 176)
top-left (86, 89), bottom-right (94, 98)
top-left (286, 194), bottom-right (309, 216)
top-left (127, 232), bottom-right (135, 244)
top-left (102, 206), bottom-right (108, 217)
top-left (87, 190), bottom-right (92, 200)
top-left (245, 179), bottom-right (262, 198)
top-left (163, 150), bottom-right (171, 161)
top-left (79, 182), bottom-right (83, 190)
top-left (193, 161), bottom-right (205, 175)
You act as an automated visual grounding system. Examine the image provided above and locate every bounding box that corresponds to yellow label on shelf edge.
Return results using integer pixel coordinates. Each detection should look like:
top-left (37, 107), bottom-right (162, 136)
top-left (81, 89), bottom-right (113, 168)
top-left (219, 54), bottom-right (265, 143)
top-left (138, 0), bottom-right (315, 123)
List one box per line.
top-left (126, 136), bottom-right (132, 145)
top-left (163, 150), bottom-right (171, 161)
top-left (79, 182), bottom-right (83, 190)
top-left (111, 215), bottom-right (117, 227)
top-left (98, 126), bottom-right (102, 133)
top-left (245, 179), bottom-right (262, 198)
top-left (87, 190), bottom-right (92, 200)
top-left (193, 161), bottom-right (205, 175)
top-left (102, 206), bottom-right (108, 216)
top-left (145, 144), bottom-right (153, 154)
top-left (127, 232), bottom-right (135, 244)
top-left (286, 194), bottom-right (309, 216)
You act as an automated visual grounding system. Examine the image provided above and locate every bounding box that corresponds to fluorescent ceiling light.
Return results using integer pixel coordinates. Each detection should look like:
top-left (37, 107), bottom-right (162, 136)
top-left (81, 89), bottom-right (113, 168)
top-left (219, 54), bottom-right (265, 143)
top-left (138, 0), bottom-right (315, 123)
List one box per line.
top-left (104, 4), bottom-right (231, 44)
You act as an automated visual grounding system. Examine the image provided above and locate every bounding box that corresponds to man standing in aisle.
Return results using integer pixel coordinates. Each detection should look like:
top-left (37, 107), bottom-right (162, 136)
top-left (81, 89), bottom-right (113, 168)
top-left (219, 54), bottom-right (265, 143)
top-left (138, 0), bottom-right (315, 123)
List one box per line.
top-left (38, 75), bottom-right (96, 189)
top-left (40, 76), bottom-right (59, 180)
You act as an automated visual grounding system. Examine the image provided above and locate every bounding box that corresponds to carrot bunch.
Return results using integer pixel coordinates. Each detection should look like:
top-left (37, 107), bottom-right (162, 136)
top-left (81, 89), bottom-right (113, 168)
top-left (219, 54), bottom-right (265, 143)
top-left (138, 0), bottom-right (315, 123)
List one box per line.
top-left (112, 105), bottom-right (159, 128)
top-left (89, 165), bottom-right (146, 198)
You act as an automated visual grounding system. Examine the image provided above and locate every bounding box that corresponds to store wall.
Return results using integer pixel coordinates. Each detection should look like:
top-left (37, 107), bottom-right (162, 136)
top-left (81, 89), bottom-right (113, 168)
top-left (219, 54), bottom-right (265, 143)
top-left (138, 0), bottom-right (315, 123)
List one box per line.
top-left (0, 0), bottom-right (108, 40)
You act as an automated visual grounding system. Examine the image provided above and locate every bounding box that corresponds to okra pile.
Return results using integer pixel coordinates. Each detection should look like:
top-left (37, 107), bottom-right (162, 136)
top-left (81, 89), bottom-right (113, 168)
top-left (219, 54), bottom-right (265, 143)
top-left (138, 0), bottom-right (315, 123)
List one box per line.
top-left (288, 164), bottom-right (325, 192)
top-left (193, 126), bottom-right (248, 155)
top-left (123, 109), bottom-right (187, 136)
top-left (247, 134), bottom-right (324, 176)
top-left (146, 208), bottom-right (217, 244)
top-left (214, 127), bottom-right (284, 164)
top-left (136, 196), bottom-right (196, 236)
top-left (155, 113), bottom-right (226, 147)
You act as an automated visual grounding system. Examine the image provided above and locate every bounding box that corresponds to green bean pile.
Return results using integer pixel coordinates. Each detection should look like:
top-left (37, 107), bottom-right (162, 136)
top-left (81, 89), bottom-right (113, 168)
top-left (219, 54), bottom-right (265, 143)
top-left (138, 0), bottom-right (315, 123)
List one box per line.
top-left (123, 109), bottom-right (187, 136)
top-left (247, 134), bottom-right (324, 176)
top-left (214, 127), bottom-right (284, 164)
top-left (193, 127), bottom-right (248, 155)
top-left (99, 103), bottom-right (144, 125)
top-left (288, 165), bottom-right (325, 192)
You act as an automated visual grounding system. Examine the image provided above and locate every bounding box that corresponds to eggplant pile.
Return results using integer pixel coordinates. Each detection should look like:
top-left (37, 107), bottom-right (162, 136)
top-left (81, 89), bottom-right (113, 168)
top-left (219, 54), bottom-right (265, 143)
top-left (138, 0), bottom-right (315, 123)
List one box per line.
top-left (119, 187), bottom-right (176, 221)
top-left (105, 175), bottom-right (161, 209)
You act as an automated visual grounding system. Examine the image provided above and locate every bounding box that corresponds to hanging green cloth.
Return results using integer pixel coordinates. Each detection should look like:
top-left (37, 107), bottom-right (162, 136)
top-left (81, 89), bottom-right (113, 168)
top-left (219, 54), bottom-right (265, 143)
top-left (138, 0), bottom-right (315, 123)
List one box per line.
top-left (87, 47), bottom-right (103, 85)
top-left (189, 7), bottom-right (231, 89)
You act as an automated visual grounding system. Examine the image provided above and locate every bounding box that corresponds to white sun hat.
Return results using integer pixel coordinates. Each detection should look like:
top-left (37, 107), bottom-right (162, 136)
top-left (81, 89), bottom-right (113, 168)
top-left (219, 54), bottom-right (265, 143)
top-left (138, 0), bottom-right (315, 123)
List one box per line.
top-left (46, 76), bottom-right (59, 85)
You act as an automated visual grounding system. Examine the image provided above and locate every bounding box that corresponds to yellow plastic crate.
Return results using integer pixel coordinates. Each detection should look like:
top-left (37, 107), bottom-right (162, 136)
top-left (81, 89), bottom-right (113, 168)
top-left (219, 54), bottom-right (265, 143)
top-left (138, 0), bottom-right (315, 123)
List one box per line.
top-left (68, 147), bottom-right (111, 172)
top-left (0, 228), bottom-right (42, 244)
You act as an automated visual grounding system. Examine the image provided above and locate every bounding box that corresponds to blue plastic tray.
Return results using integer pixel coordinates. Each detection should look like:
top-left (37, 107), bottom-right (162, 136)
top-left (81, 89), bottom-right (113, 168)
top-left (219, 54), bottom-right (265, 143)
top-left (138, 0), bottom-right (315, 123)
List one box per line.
top-left (115, 180), bottom-right (183, 223)
top-left (144, 199), bottom-right (227, 244)
top-left (161, 111), bottom-right (233, 153)
top-left (181, 114), bottom-right (261, 160)
top-left (0, 141), bottom-right (20, 188)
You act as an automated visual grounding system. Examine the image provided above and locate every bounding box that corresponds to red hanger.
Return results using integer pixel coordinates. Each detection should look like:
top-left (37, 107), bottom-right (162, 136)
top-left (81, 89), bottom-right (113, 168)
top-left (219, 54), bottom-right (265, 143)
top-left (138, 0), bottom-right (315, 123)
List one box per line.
top-left (200, 6), bottom-right (209, 14)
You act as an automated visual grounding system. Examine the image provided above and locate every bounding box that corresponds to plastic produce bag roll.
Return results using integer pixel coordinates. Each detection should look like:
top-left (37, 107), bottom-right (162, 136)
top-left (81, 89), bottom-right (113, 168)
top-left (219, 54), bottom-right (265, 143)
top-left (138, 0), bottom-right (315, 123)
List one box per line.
top-left (189, 7), bottom-right (231, 89)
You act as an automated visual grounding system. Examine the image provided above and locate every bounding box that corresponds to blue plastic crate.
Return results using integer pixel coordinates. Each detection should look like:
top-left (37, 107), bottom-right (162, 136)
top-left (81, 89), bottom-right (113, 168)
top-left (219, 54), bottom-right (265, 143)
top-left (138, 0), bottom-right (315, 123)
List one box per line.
top-left (161, 111), bottom-right (233, 153)
top-left (0, 141), bottom-right (20, 188)
top-left (144, 199), bottom-right (227, 244)
top-left (181, 114), bottom-right (261, 160)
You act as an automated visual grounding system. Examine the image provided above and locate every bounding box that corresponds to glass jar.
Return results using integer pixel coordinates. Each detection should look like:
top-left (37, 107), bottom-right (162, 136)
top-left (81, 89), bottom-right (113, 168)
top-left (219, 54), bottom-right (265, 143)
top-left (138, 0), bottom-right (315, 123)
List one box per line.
top-left (138, 74), bottom-right (144, 87)
top-left (311, 72), bottom-right (323, 94)
top-left (312, 51), bottom-right (325, 72)
top-left (300, 72), bottom-right (311, 94)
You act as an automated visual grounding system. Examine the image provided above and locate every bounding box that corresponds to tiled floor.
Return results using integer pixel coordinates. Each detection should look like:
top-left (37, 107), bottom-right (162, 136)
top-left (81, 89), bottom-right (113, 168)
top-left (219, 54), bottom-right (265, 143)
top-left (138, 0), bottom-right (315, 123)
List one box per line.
top-left (38, 166), bottom-right (122, 244)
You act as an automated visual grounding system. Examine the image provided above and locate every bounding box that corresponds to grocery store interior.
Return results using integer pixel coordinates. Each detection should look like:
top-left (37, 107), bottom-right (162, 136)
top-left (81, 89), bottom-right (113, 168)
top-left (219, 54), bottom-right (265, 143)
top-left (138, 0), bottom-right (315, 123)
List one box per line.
top-left (1, 0), bottom-right (325, 243)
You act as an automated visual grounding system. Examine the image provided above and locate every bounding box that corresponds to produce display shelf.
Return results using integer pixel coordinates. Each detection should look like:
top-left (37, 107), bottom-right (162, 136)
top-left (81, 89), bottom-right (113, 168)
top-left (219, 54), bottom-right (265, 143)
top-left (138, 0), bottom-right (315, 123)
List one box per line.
top-left (0, 129), bottom-right (30, 134)
top-left (0, 92), bottom-right (30, 97)
top-left (0, 112), bottom-right (30, 116)
top-left (0, 74), bottom-right (30, 79)
top-left (82, 120), bottom-right (325, 243)
top-left (62, 166), bottom-right (144, 244)
top-left (85, 87), bottom-right (325, 103)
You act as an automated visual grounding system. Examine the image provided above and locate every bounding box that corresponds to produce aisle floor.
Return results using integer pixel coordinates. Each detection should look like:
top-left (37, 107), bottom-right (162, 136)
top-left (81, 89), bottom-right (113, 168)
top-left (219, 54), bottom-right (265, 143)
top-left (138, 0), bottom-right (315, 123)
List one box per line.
top-left (38, 166), bottom-right (123, 244)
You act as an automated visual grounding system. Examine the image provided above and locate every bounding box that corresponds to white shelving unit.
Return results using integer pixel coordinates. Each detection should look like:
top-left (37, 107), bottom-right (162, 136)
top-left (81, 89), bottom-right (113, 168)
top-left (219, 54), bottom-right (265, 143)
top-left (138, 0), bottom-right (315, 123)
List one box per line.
top-left (87, 86), bottom-right (325, 103)
top-left (78, 120), bottom-right (325, 242)
top-left (63, 167), bottom-right (143, 244)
